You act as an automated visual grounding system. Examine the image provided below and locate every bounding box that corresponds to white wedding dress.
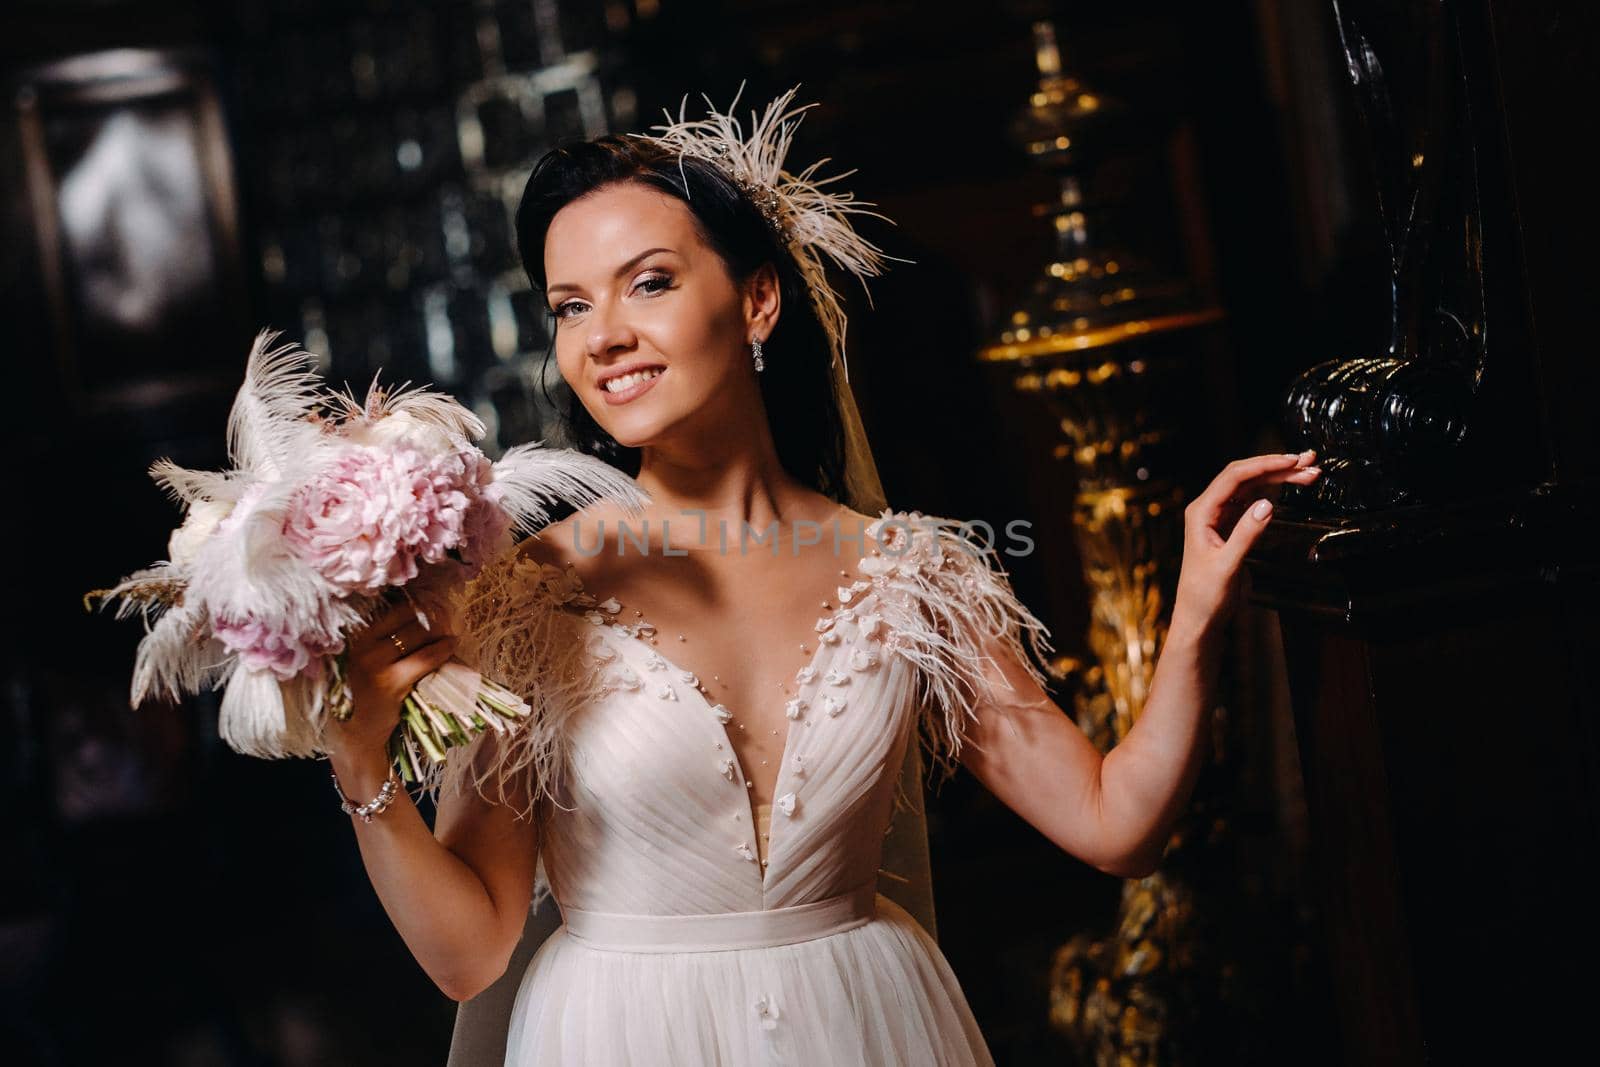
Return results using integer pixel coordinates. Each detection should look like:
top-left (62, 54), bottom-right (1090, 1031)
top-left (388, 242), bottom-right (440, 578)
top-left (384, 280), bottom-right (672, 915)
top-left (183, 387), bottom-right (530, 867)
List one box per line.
top-left (435, 509), bottom-right (1055, 1066)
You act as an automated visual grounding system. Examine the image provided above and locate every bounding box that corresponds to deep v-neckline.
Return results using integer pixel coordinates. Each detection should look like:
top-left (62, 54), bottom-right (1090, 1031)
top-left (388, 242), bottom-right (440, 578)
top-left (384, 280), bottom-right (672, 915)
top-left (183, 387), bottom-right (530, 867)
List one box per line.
top-left (560, 540), bottom-right (882, 888)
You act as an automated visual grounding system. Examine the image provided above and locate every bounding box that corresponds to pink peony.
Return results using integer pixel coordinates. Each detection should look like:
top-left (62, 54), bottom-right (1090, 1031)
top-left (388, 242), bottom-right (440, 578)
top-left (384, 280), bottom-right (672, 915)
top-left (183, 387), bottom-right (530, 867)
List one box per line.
top-left (283, 444), bottom-right (487, 595)
top-left (215, 611), bottom-right (344, 681)
top-left (456, 483), bottom-right (513, 579)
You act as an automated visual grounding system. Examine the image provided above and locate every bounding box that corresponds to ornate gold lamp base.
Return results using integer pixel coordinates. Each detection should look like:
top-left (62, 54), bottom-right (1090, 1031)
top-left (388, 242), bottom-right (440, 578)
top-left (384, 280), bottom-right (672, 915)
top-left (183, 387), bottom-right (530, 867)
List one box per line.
top-left (985, 320), bottom-right (1293, 1064)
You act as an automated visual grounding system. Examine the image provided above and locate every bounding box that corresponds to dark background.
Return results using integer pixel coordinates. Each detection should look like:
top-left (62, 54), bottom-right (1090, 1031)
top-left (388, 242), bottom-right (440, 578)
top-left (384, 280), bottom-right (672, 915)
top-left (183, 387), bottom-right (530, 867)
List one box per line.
top-left (6, 0), bottom-right (1577, 1063)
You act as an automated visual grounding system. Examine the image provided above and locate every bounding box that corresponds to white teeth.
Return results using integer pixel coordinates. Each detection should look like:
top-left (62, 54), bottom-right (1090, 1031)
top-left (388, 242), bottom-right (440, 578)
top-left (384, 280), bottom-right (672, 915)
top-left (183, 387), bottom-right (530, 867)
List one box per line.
top-left (603, 368), bottom-right (663, 393)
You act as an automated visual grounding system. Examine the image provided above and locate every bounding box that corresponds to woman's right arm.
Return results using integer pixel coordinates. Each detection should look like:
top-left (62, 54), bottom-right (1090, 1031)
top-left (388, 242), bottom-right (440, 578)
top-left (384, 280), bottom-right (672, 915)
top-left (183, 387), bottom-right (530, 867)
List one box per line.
top-left (326, 600), bottom-right (539, 1003)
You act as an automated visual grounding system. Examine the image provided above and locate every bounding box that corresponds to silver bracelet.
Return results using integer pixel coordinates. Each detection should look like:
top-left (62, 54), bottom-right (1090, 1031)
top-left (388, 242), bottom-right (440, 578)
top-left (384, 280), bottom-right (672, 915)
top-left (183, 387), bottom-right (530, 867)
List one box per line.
top-left (330, 766), bottom-right (403, 823)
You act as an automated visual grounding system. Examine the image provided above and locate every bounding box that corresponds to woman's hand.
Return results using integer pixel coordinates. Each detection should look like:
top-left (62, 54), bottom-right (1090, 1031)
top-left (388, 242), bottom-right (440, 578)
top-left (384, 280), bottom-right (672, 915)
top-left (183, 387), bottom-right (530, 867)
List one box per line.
top-left (326, 598), bottom-right (459, 764)
top-left (1173, 448), bottom-right (1321, 638)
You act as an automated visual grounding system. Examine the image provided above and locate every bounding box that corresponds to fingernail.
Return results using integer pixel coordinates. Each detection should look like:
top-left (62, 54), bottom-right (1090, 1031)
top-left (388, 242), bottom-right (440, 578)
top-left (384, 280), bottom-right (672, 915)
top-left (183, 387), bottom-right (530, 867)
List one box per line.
top-left (1252, 499), bottom-right (1272, 520)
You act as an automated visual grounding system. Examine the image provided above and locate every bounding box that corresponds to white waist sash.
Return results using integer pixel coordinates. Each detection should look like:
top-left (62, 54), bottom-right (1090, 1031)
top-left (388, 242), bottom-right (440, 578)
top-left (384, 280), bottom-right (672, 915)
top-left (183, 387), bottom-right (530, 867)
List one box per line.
top-left (560, 884), bottom-right (880, 953)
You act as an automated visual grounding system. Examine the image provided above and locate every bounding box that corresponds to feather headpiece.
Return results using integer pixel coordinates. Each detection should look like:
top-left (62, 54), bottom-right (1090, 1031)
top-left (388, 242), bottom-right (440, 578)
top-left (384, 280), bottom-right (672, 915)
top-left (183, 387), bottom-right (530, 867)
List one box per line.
top-left (635, 82), bottom-right (911, 381)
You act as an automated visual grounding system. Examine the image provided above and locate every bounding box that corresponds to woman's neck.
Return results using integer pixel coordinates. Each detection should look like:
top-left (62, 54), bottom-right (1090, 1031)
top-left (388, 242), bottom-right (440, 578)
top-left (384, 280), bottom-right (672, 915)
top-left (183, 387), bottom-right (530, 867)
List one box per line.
top-left (634, 443), bottom-right (823, 534)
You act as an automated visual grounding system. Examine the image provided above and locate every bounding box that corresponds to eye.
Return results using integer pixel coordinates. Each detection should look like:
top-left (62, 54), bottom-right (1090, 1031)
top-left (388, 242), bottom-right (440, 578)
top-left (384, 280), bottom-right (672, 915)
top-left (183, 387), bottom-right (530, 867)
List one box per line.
top-left (549, 271), bottom-right (672, 323)
top-left (634, 271), bottom-right (672, 295)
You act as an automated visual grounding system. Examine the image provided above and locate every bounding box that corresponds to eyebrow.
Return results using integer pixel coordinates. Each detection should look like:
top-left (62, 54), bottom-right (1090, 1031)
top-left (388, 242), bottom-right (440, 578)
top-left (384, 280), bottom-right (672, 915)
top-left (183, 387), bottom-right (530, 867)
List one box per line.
top-left (547, 247), bottom-right (676, 295)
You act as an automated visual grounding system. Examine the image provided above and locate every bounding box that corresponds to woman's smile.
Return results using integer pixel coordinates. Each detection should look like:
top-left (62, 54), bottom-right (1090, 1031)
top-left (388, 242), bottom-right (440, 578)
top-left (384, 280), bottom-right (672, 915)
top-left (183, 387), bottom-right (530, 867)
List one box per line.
top-left (598, 365), bottom-right (667, 405)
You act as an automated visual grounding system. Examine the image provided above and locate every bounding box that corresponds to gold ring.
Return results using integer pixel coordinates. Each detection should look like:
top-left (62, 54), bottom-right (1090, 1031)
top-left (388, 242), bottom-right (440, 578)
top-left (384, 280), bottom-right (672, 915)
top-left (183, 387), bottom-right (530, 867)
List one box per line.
top-left (389, 633), bottom-right (409, 656)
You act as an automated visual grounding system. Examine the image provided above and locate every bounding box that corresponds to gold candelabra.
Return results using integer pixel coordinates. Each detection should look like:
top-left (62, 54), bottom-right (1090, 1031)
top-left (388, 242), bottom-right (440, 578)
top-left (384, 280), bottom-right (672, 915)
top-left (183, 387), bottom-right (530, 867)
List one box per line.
top-left (977, 20), bottom-right (1264, 1065)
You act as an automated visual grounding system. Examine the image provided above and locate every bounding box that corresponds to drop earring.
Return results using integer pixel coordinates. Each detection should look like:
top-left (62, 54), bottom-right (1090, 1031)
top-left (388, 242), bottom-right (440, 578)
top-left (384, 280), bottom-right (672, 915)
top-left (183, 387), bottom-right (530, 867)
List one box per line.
top-left (751, 337), bottom-right (765, 373)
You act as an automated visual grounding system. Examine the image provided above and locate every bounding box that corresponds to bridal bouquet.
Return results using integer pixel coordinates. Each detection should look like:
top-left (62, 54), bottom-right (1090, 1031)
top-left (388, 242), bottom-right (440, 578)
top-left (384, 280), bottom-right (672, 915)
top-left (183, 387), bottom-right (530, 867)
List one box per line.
top-left (85, 329), bottom-right (647, 783)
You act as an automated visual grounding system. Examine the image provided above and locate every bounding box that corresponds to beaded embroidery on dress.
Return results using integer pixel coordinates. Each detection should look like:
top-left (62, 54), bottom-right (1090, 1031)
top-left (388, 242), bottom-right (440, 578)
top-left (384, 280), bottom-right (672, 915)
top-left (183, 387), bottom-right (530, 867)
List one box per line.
top-left (430, 508), bottom-right (1054, 1065)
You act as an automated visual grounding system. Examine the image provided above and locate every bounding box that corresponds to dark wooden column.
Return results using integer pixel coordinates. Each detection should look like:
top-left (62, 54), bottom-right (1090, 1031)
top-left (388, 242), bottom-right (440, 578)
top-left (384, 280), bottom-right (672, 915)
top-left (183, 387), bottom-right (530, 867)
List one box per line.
top-left (1253, 492), bottom-right (1599, 1064)
top-left (1249, 2), bottom-right (1600, 1062)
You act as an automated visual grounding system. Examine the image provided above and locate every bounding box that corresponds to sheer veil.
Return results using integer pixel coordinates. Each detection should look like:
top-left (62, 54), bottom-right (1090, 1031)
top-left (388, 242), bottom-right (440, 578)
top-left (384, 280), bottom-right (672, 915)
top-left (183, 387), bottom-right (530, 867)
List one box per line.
top-left (829, 333), bottom-right (941, 941)
top-left (445, 85), bottom-right (935, 1066)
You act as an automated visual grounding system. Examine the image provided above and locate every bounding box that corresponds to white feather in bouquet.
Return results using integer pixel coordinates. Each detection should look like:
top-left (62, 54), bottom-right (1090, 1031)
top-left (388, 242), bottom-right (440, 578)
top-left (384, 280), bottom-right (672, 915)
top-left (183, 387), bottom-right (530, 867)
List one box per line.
top-left (86, 328), bottom-right (649, 783)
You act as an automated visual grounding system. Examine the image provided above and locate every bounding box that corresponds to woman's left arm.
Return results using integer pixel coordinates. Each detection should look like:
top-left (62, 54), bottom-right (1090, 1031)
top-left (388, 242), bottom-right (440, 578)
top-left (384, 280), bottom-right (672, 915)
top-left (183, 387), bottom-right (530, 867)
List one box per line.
top-left (961, 449), bottom-right (1321, 878)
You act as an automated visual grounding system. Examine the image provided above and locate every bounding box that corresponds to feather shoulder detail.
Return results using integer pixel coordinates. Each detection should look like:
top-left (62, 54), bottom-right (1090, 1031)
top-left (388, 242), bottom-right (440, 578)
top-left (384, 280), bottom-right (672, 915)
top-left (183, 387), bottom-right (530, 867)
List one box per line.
top-left (414, 542), bottom-right (605, 824)
top-left (862, 510), bottom-right (1057, 786)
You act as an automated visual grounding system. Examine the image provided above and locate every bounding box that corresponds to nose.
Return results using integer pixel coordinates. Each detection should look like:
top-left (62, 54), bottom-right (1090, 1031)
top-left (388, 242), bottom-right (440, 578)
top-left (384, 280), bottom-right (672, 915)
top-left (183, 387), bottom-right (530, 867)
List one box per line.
top-left (584, 300), bottom-right (637, 360)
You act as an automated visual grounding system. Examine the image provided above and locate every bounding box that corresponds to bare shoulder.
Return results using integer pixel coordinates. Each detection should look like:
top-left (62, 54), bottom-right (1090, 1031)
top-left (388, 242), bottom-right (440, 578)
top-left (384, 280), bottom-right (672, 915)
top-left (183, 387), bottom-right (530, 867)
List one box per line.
top-left (514, 501), bottom-right (629, 575)
top-left (837, 506), bottom-right (888, 546)
top-left (838, 506), bottom-right (885, 530)
top-left (514, 521), bottom-right (568, 568)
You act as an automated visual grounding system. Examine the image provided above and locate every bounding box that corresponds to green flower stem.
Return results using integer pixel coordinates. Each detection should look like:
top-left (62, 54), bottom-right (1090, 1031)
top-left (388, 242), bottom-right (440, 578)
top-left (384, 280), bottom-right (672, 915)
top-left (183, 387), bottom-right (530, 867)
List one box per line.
top-left (441, 707), bottom-right (474, 747)
top-left (479, 695), bottom-right (524, 718)
top-left (403, 696), bottom-right (447, 764)
top-left (422, 692), bottom-right (471, 747)
top-left (377, 675), bottom-right (533, 783)
top-left (478, 682), bottom-right (527, 718)
top-left (446, 717), bottom-right (471, 748)
top-left (388, 728), bottom-right (416, 784)
top-left (400, 730), bottom-right (424, 784)
top-left (413, 690), bottom-right (454, 741)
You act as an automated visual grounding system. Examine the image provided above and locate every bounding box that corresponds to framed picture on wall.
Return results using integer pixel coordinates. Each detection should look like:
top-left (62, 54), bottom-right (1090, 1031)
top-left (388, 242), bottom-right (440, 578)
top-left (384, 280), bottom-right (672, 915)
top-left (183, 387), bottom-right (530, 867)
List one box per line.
top-left (14, 47), bottom-right (248, 425)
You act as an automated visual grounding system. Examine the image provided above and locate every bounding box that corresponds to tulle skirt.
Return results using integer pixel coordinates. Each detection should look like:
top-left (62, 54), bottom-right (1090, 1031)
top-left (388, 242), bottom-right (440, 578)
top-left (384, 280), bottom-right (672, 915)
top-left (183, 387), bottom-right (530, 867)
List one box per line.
top-left (503, 893), bottom-right (994, 1066)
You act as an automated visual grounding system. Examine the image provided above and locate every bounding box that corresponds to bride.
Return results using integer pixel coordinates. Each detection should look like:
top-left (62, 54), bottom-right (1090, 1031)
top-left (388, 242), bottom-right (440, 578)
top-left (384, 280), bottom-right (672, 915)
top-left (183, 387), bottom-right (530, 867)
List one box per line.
top-left (320, 89), bottom-right (1322, 1065)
